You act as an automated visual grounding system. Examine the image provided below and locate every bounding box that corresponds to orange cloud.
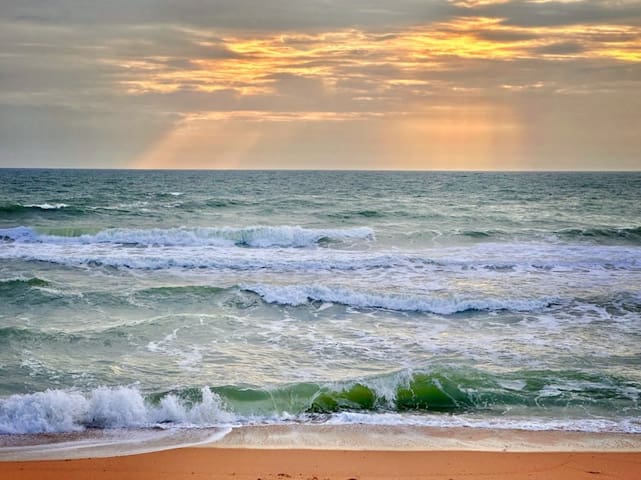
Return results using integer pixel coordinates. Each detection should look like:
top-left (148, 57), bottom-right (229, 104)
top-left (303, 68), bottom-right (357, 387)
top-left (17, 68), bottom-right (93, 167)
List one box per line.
top-left (107, 17), bottom-right (641, 103)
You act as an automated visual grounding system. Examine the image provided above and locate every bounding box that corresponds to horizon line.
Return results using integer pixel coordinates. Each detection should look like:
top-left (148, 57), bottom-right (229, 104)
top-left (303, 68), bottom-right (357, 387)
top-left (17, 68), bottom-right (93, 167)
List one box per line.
top-left (2, 167), bottom-right (641, 173)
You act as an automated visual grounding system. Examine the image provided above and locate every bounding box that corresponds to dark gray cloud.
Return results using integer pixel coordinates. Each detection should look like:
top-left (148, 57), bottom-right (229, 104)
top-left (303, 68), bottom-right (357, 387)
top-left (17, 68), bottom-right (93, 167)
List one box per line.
top-left (5, 1), bottom-right (641, 31)
top-left (536, 42), bottom-right (587, 55)
top-left (474, 30), bottom-right (540, 43)
top-left (476, 0), bottom-right (641, 27)
top-left (3, 1), bottom-right (456, 30)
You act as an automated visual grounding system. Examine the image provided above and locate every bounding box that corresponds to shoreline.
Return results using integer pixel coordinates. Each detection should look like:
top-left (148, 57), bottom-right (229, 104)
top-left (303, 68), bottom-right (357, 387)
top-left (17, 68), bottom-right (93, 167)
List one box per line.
top-left (2, 424), bottom-right (641, 479)
top-left (2, 425), bottom-right (641, 462)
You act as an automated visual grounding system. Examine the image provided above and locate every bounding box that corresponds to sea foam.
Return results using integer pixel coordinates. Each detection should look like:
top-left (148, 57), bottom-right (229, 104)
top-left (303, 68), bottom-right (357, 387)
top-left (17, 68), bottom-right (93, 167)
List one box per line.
top-left (241, 283), bottom-right (553, 314)
top-left (22, 203), bottom-right (69, 210)
top-left (0, 225), bottom-right (374, 248)
top-left (0, 387), bottom-right (233, 434)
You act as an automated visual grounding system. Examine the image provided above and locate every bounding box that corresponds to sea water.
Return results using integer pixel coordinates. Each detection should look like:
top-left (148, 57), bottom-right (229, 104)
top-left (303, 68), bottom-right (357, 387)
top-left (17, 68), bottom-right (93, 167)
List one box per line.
top-left (1, 170), bottom-right (640, 437)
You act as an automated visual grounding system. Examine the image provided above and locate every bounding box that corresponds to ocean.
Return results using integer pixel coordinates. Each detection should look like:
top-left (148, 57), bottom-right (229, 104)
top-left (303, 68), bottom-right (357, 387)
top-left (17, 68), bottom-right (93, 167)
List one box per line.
top-left (1, 169), bottom-right (640, 442)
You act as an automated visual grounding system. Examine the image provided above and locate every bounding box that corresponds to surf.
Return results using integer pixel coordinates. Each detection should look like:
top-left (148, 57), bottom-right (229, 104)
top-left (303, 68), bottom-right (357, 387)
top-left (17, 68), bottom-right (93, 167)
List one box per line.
top-left (1, 369), bottom-right (639, 434)
top-left (0, 225), bottom-right (375, 248)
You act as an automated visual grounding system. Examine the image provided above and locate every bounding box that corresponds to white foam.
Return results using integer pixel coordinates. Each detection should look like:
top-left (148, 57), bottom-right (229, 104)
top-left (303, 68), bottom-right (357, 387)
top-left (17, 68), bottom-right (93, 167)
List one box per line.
top-left (0, 244), bottom-right (419, 271)
top-left (2, 386), bottom-right (640, 435)
top-left (22, 203), bottom-right (68, 210)
top-left (146, 329), bottom-right (203, 372)
top-left (324, 411), bottom-right (641, 433)
top-left (241, 283), bottom-right (552, 314)
top-left (1, 232), bottom-right (638, 274)
top-left (0, 427), bottom-right (232, 461)
top-left (0, 387), bottom-right (234, 434)
top-left (0, 390), bottom-right (88, 434)
top-left (0, 225), bottom-right (374, 248)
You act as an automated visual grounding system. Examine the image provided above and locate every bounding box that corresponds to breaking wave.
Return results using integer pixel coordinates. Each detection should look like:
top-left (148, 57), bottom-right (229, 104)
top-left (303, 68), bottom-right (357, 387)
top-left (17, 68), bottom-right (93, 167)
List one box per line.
top-left (0, 386), bottom-right (231, 434)
top-left (1, 369), bottom-right (639, 434)
top-left (0, 203), bottom-right (73, 215)
top-left (0, 282), bottom-right (557, 317)
top-left (0, 225), bottom-right (374, 248)
top-left (240, 284), bottom-right (553, 314)
top-left (1, 240), bottom-right (638, 273)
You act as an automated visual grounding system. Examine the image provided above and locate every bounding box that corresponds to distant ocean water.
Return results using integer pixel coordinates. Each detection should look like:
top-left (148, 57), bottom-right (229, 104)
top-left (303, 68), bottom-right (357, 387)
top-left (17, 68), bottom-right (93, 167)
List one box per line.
top-left (0, 169), bottom-right (640, 436)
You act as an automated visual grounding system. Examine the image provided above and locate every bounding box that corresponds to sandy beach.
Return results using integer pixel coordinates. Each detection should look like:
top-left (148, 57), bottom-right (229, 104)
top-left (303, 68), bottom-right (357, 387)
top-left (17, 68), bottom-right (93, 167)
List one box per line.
top-left (2, 447), bottom-right (641, 480)
top-left (2, 426), bottom-right (641, 479)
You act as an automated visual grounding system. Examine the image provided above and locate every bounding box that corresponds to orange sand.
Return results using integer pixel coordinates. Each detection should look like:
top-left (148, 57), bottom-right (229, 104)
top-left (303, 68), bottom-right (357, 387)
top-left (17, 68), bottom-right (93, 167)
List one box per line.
top-left (2, 448), bottom-right (641, 480)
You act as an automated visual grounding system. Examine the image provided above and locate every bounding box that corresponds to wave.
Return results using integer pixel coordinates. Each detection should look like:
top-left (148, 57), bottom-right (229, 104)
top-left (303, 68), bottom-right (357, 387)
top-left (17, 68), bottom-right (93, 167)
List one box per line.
top-left (0, 277), bottom-right (49, 288)
top-left (23, 203), bottom-right (69, 210)
top-left (459, 229), bottom-right (501, 238)
top-left (136, 286), bottom-right (641, 314)
top-left (1, 285), bottom-right (638, 331)
top-left (0, 277), bottom-right (53, 305)
top-left (327, 209), bottom-right (385, 219)
top-left (1, 369), bottom-right (639, 434)
top-left (0, 386), bottom-right (231, 434)
top-left (465, 226), bottom-right (641, 245)
top-left (0, 203), bottom-right (71, 215)
top-left (2, 240), bottom-right (638, 273)
top-left (401, 227), bottom-right (641, 245)
top-left (0, 225), bottom-right (374, 248)
top-left (557, 226), bottom-right (641, 244)
top-left (0, 283), bottom-right (555, 321)
top-left (0, 326), bottom-right (86, 344)
top-left (241, 284), bottom-right (554, 314)
top-left (204, 198), bottom-right (251, 208)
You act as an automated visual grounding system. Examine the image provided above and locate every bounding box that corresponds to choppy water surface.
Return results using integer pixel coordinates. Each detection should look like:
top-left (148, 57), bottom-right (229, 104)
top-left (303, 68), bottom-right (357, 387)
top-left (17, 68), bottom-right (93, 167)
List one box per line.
top-left (1, 170), bottom-right (640, 435)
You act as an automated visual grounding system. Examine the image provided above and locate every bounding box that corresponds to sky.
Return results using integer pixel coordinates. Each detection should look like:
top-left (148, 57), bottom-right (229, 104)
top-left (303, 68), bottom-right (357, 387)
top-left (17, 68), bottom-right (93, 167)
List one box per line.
top-left (1, 1), bottom-right (640, 170)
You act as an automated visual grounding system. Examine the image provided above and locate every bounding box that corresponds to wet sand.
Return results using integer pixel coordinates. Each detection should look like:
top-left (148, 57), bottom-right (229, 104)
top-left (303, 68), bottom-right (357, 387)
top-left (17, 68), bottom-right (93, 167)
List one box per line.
top-left (1, 426), bottom-right (641, 479)
top-left (2, 447), bottom-right (641, 480)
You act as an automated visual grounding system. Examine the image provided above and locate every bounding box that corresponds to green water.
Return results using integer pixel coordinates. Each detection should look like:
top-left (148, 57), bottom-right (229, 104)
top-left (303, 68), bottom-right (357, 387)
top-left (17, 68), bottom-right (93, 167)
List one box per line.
top-left (0, 170), bottom-right (640, 433)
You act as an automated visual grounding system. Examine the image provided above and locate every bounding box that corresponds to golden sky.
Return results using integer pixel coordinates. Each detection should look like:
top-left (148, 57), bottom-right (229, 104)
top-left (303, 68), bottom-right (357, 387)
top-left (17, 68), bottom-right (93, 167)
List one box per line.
top-left (1, 1), bottom-right (640, 169)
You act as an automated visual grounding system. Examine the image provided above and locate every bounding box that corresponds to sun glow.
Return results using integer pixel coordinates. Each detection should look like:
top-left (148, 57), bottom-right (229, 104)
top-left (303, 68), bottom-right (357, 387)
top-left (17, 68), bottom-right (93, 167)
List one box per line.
top-left (117, 12), bottom-right (641, 169)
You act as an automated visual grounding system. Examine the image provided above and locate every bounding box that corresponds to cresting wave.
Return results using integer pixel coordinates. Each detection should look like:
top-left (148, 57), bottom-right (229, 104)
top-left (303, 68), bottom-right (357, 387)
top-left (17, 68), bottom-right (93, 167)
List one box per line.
top-left (4, 282), bottom-right (639, 317)
top-left (0, 225), bottom-right (374, 248)
top-left (0, 281), bottom-right (558, 315)
top-left (1, 369), bottom-right (639, 434)
top-left (557, 226), bottom-right (641, 244)
top-left (0, 203), bottom-right (70, 214)
top-left (1, 241), bottom-right (639, 272)
top-left (0, 387), bottom-right (230, 434)
top-left (240, 284), bottom-right (554, 314)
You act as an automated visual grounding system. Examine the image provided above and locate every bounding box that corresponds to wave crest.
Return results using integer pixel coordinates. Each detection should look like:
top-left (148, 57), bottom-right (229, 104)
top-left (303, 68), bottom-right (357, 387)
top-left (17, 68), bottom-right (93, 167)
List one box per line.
top-left (0, 386), bottom-right (232, 434)
top-left (2, 369), bottom-right (639, 434)
top-left (241, 284), bottom-right (553, 314)
top-left (0, 225), bottom-right (374, 248)
top-left (557, 226), bottom-right (641, 244)
top-left (0, 204), bottom-right (71, 215)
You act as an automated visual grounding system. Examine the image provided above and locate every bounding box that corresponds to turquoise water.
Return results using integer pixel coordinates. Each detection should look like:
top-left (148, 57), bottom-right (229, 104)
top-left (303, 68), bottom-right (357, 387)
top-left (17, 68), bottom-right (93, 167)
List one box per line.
top-left (0, 169), bottom-right (640, 434)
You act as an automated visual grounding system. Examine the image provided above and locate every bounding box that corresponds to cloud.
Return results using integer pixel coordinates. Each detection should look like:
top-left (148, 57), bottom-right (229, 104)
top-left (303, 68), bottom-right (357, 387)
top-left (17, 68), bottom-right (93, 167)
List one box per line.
top-left (470, 0), bottom-right (641, 27)
top-left (3, 1), bottom-right (457, 30)
top-left (474, 29), bottom-right (540, 42)
top-left (1, 1), bottom-right (640, 169)
top-left (8, 1), bottom-right (640, 31)
top-left (535, 41), bottom-right (586, 55)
